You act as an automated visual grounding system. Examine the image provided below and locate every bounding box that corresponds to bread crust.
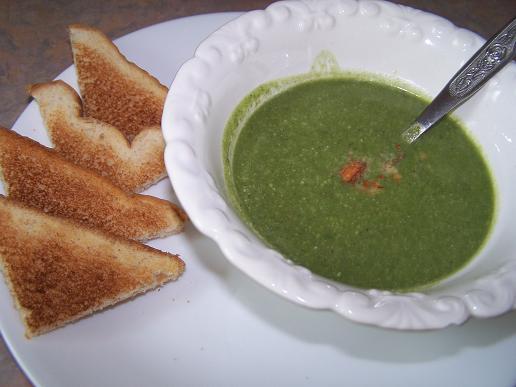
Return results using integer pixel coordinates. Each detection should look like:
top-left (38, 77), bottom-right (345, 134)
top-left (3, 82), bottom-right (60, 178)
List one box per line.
top-left (29, 80), bottom-right (166, 193)
top-left (0, 196), bottom-right (185, 338)
top-left (69, 24), bottom-right (168, 141)
top-left (0, 127), bottom-right (187, 241)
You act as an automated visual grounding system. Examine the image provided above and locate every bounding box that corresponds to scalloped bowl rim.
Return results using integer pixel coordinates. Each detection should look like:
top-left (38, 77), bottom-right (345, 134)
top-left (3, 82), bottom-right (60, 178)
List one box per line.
top-left (162, 0), bottom-right (516, 330)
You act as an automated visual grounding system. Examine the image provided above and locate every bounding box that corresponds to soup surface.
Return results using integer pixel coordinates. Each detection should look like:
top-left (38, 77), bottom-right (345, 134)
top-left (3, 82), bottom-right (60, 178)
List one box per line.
top-left (223, 76), bottom-right (495, 291)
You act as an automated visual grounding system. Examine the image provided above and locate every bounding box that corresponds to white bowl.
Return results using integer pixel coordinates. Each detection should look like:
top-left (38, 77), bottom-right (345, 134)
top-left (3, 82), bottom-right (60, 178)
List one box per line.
top-left (162, 0), bottom-right (516, 330)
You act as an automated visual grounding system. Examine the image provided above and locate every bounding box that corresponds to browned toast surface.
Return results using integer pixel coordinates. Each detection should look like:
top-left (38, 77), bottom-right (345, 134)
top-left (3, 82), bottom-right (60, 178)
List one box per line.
top-left (0, 196), bottom-right (185, 337)
top-left (29, 80), bottom-right (166, 193)
top-left (69, 24), bottom-right (168, 141)
top-left (0, 127), bottom-right (187, 241)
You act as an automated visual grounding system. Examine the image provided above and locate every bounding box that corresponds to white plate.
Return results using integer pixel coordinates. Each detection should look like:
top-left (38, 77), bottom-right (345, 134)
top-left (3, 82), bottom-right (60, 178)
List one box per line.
top-left (1, 12), bottom-right (516, 387)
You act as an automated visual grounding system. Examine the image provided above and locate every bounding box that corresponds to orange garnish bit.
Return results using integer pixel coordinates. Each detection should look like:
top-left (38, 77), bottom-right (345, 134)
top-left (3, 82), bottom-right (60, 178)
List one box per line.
top-left (362, 180), bottom-right (383, 190)
top-left (340, 160), bottom-right (367, 184)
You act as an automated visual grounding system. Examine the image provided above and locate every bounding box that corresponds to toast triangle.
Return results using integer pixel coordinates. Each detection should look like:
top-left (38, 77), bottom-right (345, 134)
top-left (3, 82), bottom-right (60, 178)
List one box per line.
top-left (69, 24), bottom-right (168, 141)
top-left (0, 196), bottom-right (184, 338)
top-left (0, 127), bottom-right (186, 241)
top-left (29, 80), bottom-right (166, 193)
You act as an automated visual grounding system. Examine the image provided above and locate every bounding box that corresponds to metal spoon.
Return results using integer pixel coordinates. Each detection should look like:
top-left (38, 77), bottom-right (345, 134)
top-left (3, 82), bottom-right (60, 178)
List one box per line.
top-left (402, 16), bottom-right (516, 144)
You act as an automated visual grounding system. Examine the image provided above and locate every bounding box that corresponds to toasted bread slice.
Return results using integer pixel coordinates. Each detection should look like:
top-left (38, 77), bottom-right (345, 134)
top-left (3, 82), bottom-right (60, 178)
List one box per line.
top-left (29, 80), bottom-right (166, 193)
top-left (0, 127), bottom-right (187, 241)
top-left (0, 196), bottom-right (184, 338)
top-left (69, 24), bottom-right (168, 141)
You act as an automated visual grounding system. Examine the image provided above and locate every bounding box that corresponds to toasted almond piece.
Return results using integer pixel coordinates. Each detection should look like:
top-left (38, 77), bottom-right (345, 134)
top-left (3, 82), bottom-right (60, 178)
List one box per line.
top-left (0, 127), bottom-right (186, 241)
top-left (0, 195), bottom-right (184, 338)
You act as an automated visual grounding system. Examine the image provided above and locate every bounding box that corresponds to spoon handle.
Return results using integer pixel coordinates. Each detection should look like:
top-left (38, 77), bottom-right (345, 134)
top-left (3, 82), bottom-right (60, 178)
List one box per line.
top-left (402, 16), bottom-right (516, 144)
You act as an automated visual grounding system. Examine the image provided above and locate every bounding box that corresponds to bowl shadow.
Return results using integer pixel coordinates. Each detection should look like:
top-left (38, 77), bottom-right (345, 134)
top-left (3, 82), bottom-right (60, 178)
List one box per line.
top-left (186, 226), bottom-right (516, 364)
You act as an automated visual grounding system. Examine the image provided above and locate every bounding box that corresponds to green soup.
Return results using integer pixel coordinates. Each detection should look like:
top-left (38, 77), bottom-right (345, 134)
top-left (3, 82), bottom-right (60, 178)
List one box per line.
top-left (223, 76), bottom-right (495, 291)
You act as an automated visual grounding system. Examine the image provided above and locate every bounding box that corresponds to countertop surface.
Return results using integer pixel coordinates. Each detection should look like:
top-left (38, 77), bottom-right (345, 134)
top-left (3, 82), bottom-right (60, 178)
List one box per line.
top-left (1, 1), bottom-right (515, 386)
